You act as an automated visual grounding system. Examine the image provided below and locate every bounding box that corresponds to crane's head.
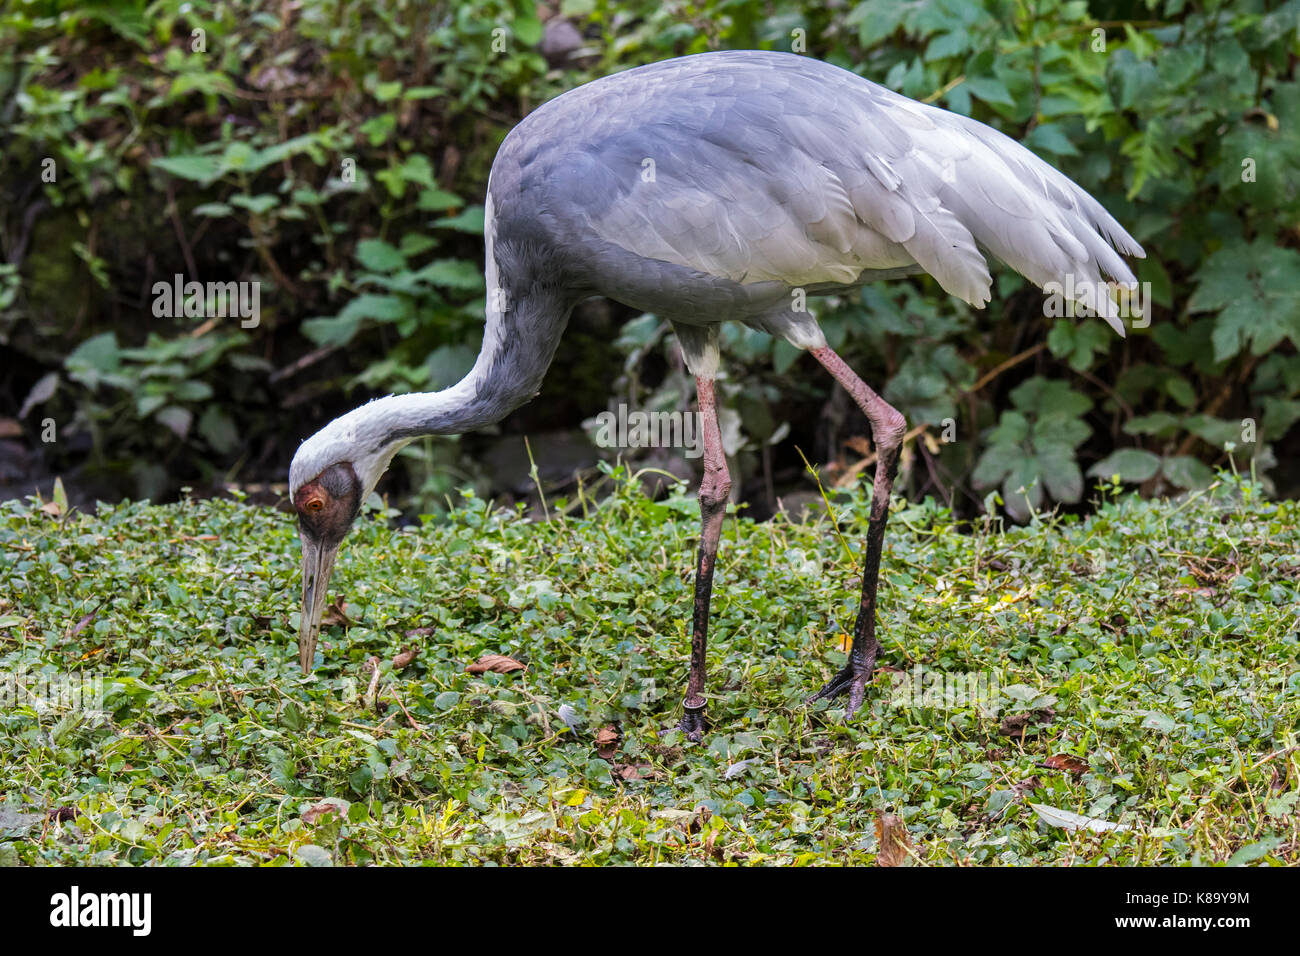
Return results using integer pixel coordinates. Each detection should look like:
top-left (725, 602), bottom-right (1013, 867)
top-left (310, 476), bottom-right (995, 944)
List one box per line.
top-left (290, 460), bottom-right (361, 674)
top-left (289, 408), bottom-right (408, 674)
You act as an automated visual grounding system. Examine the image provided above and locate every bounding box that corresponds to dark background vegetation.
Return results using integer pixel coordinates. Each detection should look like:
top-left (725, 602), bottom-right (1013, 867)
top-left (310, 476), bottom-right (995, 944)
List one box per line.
top-left (2, 0), bottom-right (1298, 518)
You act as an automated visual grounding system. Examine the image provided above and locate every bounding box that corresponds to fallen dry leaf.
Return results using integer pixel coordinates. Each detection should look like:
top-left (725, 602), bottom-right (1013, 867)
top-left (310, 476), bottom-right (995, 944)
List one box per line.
top-left (392, 645), bottom-right (420, 670)
top-left (66, 610), bottom-right (98, 640)
top-left (362, 656), bottom-right (382, 714)
top-left (612, 762), bottom-right (653, 781)
top-left (466, 653), bottom-right (526, 675)
top-left (1030, 802), bottom-right (1131, 833)
top-left (844, 435), bottom-right (872, 456)
top-left (875, 812), bottom-right (913, 867)
top-left (1043, 753), bottom-right (1090, 775)
top-left (320, 597), bottom-right (353, 628)
top-left (1000, 713), bottom-right (1033, 737)
top-left (595, 725), bottom-right (620, 761)
top-left (301, 800), bottom-right (348, 825)
top-left (1011, 776), bottom-right (1042, 796)
top-left (1000, 707), bottom-right (1055, 738)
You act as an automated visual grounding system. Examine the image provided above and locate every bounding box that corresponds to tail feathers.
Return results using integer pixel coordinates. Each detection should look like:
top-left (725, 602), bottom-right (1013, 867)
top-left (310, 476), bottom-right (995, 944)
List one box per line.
top-left (917, 111), bottom-right (1144, 333)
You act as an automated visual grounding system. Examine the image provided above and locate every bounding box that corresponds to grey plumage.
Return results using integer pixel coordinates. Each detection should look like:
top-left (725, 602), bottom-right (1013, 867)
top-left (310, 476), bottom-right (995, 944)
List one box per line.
top-left (289, 51), bottom-right (1144, 717)
top-left (484, 49), bottom-right (1143, 380)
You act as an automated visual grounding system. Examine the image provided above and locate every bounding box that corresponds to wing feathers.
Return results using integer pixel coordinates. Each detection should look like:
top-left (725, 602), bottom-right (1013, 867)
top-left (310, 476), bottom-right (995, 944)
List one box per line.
top-left (570, 54), bottom-right (1141, 324)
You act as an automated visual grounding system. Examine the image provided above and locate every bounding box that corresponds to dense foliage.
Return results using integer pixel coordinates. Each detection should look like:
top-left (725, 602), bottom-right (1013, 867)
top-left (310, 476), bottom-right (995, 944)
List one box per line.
top-left (2, 0), bottom-right (1299, 516)
top-left (1, 472), bottom-right (1296, 864)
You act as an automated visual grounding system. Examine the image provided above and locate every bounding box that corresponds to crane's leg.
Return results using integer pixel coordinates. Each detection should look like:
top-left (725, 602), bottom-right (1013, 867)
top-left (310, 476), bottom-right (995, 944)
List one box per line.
top-left (806, 346), bottom-right (906, 718)
top-left (678, 375), bottom-right (731, 741)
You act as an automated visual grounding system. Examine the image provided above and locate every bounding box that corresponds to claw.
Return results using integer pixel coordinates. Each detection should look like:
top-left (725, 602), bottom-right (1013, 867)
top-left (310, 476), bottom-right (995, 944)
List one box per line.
top-left (678, 712), bottom-right (706, 741)
top-left (807, 655), bottom-right (878, 717)
top-left (662, 699), bottom-right (707, 742)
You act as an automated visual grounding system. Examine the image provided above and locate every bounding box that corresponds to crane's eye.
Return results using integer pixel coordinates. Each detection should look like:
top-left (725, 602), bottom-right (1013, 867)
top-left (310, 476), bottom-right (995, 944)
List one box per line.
top-left (306, 498), bottom-right (324, 513)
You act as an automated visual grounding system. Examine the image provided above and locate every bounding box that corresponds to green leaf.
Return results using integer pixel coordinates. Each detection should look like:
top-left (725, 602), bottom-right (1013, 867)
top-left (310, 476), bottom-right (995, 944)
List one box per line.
top-left (301, 314), bottom-right (362, 348)
top-left (218, 141), bottom-right (271, 174)
top-left (171, 381), bottom-right (213, 402)
top-left (415, 259), bottom-right (483, 291)
top-left (1038, 444), bottom-right (1083, 503)
top-left (1010, 377), bottom-right (1092, 420)
top-left (1024, 123), bottom-right (1080, 157)
top-left (1124, 413), bottom-right (1180, 437)
top-left (512, 10), bottom-right (543, 45)
top-left (65, 332), bottom-right (122, 388)
top-left (925, 30), bottom-right (968, 61)
top-left (359, 113), bottom-right (396, 147)
top-left (155, 406), bottom-right (192, 440)
top-left (1190, 239), bottom-right (1300, 361)
top-left (199, 407), bottom-right (239, 454)
top-left (773, 339), bottom-right (802, 374)
top-left (426, 344), bottom-right (477, 389)
top-left (399, 234), bottom-right (438, 257)
top-left (971, 446), bottom-right (1015, 488)
top-left (1183, 415), bottom-right (1242, 450)
top-left (1161, 455), bottom-right (1214, 490)
top-left (1002, 456), bottom-right (1043, 522)
top-left (229, 194), bottom-right (279, 215)
top-left (1141, 713), bottom-right (1177, 732)
top-left (965, 75), bottom-right (1014, 106)
top-left (152, 155), bottom-right (221, 183)
top-left (295, 844), bottom-right (333, 866)
top-left (51, 476), bottom-right (69, 516)
top-left (986, 410), bottom-right (1029, 446)
top-left (373, 81), bottom-right (403, 103)
top-left (1226, 837), bottom-right (1283, 866)
top-left (416, 187), bottom-right (462, 212)
top-left (355, 239), bottom-right (407, 273)
top-left (1165, 376), bottom-right (1196, 408)
top-left (434, 205), bottom-right (486, 234)
top-left (846, 0), bottom-right (906, 47)
top-left (1088, 449), bottom-right (1161, 483)
top-left (338, 294), bottom-right (410, 323)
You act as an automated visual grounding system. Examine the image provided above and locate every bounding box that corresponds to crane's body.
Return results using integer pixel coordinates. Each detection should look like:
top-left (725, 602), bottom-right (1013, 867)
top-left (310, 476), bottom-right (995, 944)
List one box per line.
top-left (290, 51), bottom-right (1143, 736)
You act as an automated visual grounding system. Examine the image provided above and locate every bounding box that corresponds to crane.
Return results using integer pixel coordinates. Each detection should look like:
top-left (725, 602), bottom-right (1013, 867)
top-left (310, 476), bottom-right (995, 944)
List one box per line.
top-left (289, 50), bottom-right (1144, 740)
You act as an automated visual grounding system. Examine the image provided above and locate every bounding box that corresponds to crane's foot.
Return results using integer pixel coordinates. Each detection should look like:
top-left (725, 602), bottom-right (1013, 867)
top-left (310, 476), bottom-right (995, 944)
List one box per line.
top-left (663, 699), bottom-right (707, 742)
top-left (808, 657), bottom-right (878, 717)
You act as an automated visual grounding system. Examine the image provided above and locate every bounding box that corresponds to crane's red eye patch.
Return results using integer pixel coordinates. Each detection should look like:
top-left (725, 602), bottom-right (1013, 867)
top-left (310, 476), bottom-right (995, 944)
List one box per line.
top-left (293, 464), bottom-right (360, 543)
top-left (294, 482), bottom-right (328, 514)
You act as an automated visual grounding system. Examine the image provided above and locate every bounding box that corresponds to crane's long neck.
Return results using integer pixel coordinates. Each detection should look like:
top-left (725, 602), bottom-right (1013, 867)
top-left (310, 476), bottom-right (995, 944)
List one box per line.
top-left (361, 283), bottom-right (571, 445)
top-left (328, 286), bottom-right (571, 499)
top-left (291, 195), bottom-right (574, 500)
top-left (372, 201), bottom-right (572, 437)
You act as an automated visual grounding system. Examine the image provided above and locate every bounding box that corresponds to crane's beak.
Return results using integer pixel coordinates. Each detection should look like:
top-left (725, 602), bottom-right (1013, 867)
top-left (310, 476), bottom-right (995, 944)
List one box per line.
top-left (298, 532), bottom-right (339, 674)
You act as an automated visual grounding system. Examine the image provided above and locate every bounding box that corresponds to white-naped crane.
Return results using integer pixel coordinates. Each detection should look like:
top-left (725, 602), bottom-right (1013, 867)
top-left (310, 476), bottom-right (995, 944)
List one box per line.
top-left (289, 51), bottom-right (1143, 739)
